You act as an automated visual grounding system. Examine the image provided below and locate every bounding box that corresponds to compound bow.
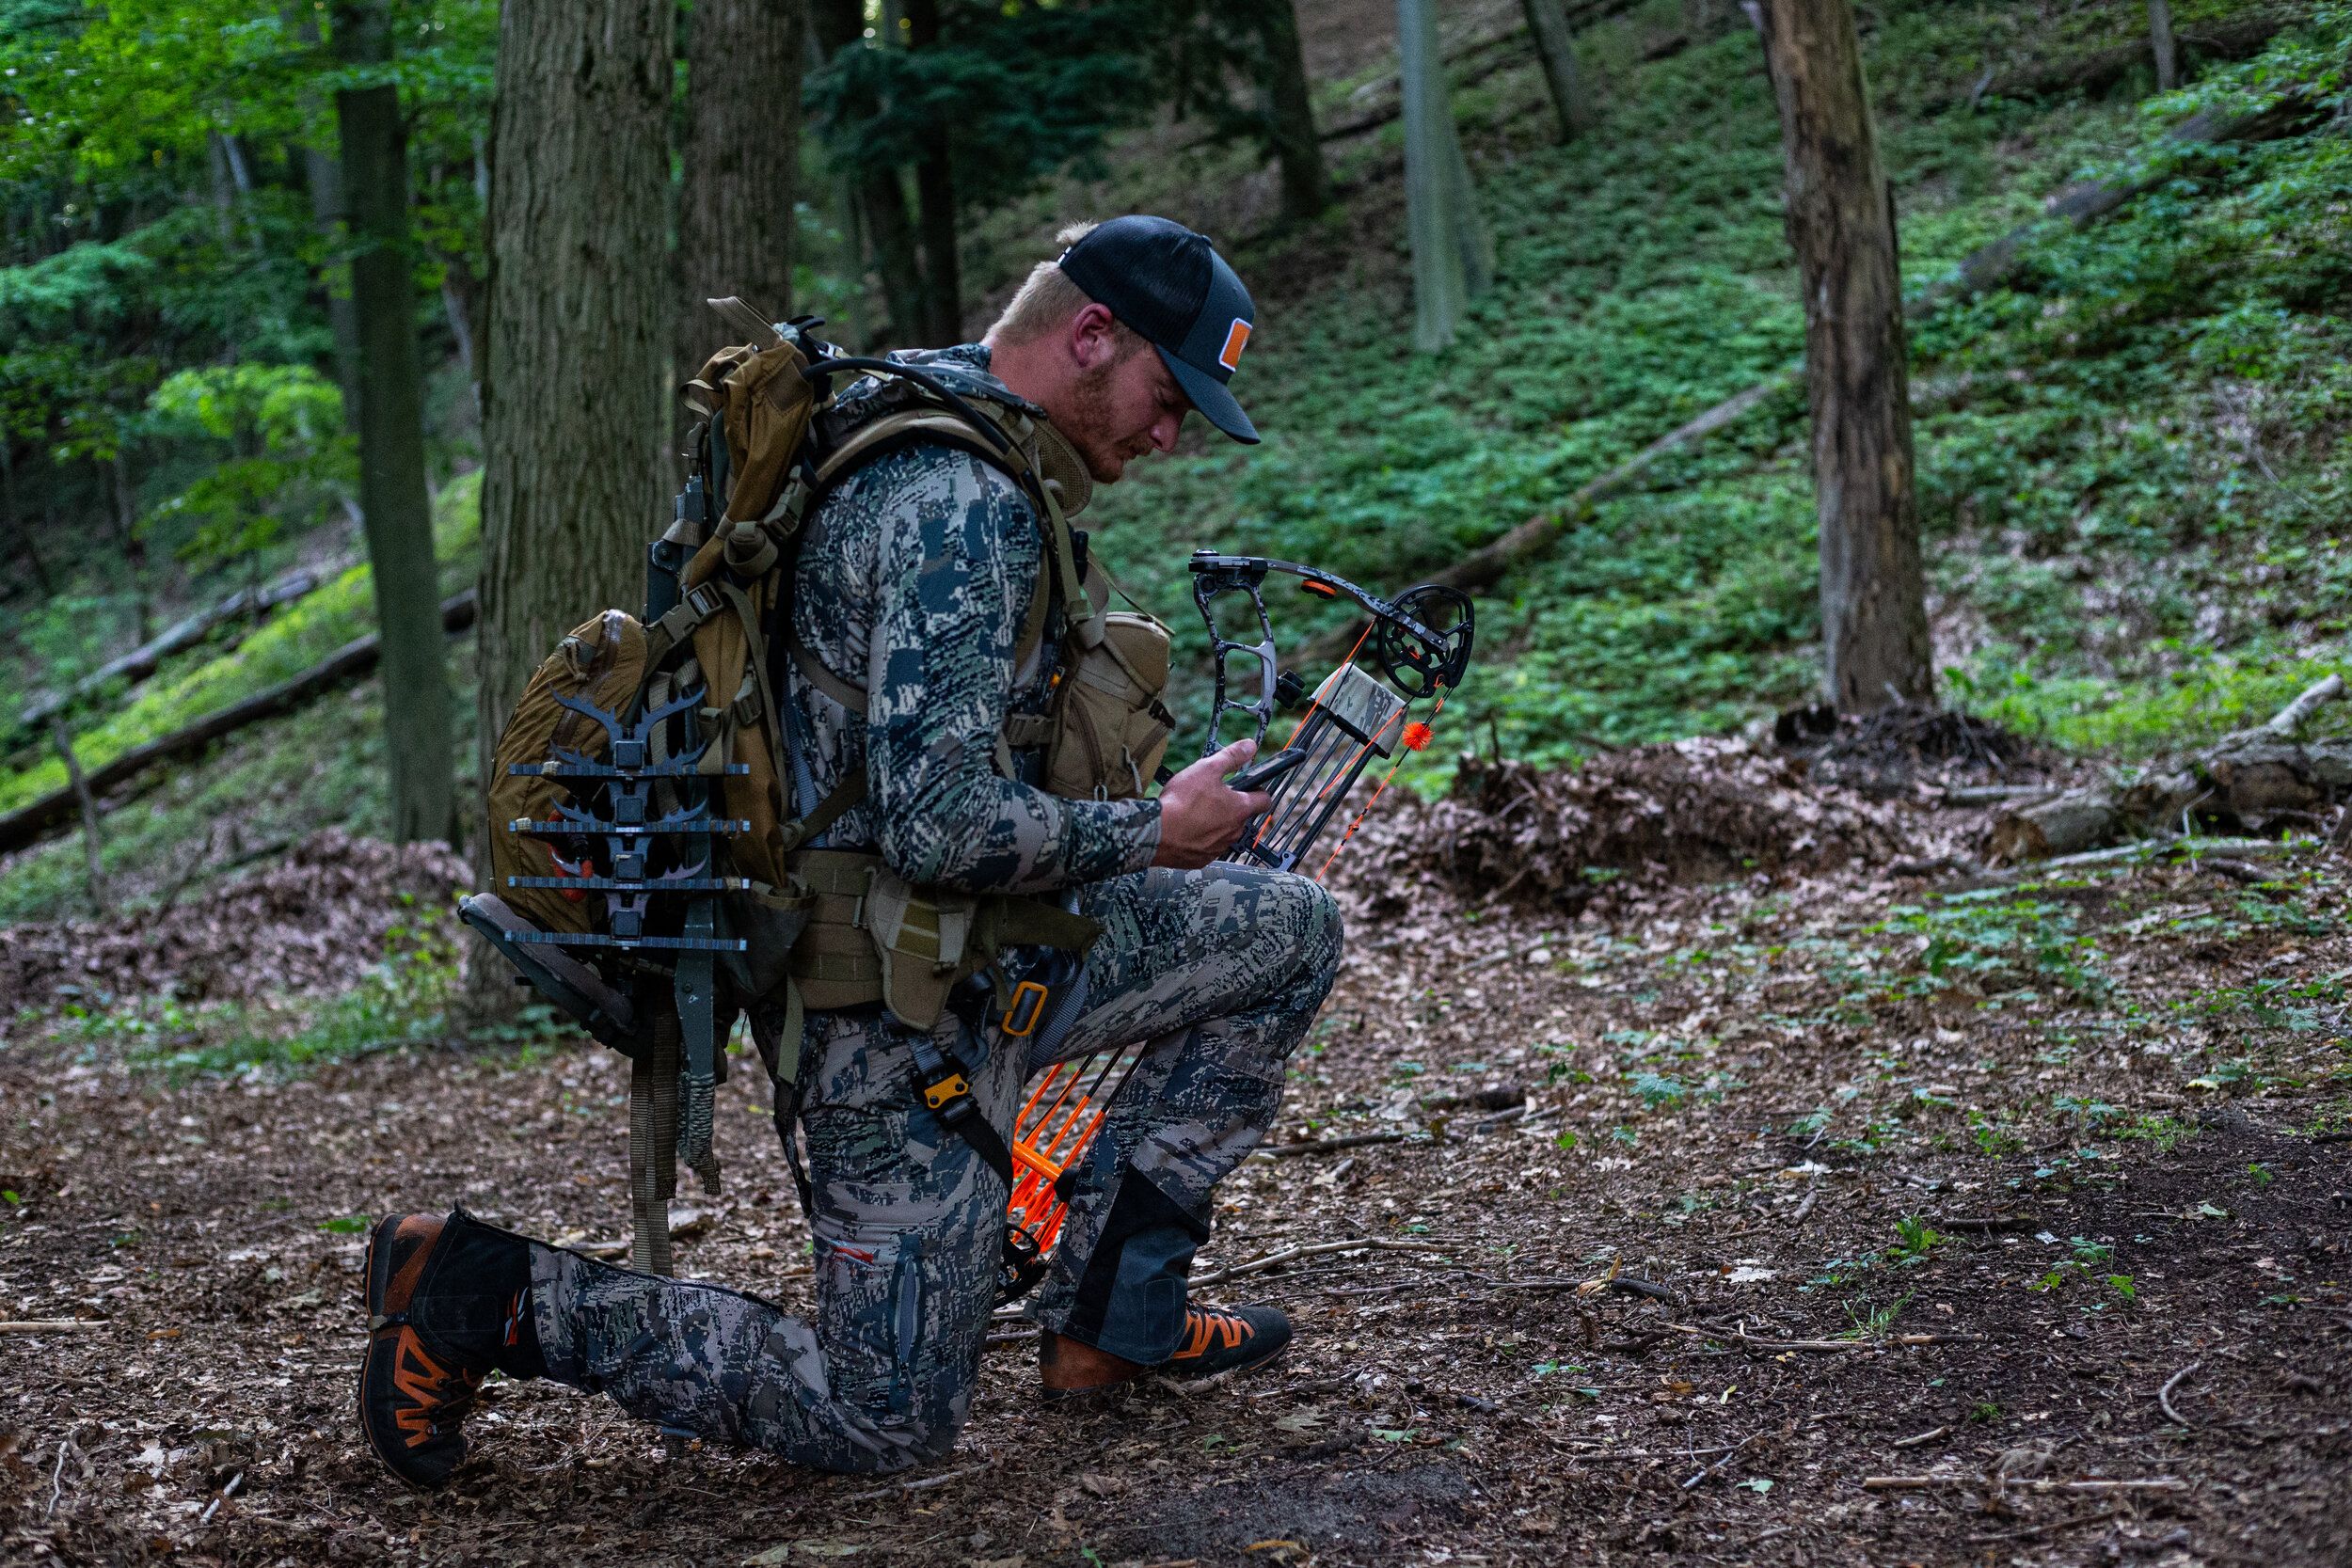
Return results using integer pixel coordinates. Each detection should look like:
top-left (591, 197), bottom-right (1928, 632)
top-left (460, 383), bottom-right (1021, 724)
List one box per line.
top-left (1000, 553), bottom-right (1475, 1291)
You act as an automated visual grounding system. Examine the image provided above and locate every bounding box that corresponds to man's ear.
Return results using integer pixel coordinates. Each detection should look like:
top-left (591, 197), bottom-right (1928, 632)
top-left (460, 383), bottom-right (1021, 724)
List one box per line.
top-left (1067, 302), bottom-right (1121, 371)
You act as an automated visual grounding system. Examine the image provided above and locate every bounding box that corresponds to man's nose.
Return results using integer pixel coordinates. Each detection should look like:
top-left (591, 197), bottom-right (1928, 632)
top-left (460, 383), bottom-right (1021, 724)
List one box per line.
top-left (1151, 409), bottom-right (1184, 452)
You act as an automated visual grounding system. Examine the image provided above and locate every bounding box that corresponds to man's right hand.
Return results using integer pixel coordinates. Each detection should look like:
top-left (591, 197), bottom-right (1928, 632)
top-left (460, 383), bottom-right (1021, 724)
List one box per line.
top-left (1152, 738), bottom-right (1274, 869)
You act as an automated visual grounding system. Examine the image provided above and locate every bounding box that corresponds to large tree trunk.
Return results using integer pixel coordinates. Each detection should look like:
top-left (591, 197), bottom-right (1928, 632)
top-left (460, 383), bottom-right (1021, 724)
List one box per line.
top-left (334, 0), bottom-right (456, 847)
top-left (678, 0), bottom-right (805, 390)
top-left (1257, 0), bottom-right (1331, 223)
top-left (474, 0), bottom-right (674, 1006)
top-left (1522, 0), bottom-right (1597, 141)
top-left (1400, 0), bottom-right (1490, 352)
top-left (1757, 0), bottom-right (1931, 712)
top-left (810, 0), bottom-right (928, 346)
top-left (900, 0), bottom-right (962, 344)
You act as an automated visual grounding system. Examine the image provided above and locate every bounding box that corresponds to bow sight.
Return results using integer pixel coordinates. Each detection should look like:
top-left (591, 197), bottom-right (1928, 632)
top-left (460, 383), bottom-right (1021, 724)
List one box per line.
top-left (1188, 551), bottom-right (1475, 874)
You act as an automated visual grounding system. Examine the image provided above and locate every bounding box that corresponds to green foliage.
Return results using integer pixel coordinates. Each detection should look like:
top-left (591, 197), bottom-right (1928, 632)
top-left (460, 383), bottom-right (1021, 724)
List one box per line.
top-left (1890, 1215), bottom-right (1944, 1264)
top-left (145, 362), bottom-right (354, 570)
top-left (1868, 890), bottom-right (2108, 1003)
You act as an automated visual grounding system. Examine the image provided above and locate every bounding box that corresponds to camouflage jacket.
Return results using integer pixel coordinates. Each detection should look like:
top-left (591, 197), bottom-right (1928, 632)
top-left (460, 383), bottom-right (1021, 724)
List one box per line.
top-left (779, 343), bottom-right (1162, 895)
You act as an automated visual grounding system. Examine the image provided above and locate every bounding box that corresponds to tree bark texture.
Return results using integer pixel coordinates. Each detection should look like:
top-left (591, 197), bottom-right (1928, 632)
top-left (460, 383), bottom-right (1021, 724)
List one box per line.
top-left (335, 0), bottom-right (456, 846)
top-left (1756, 0), bottom-right (1931, 711)
top-left (1256, 0), bottom-right (1331, 223)
top-left (477, 0), bottom-right (673, 976)
top-left (679, 0), bottom-right (805, 389)
top-left (900, 0), bottom-right (962, 344)
top-left (1400, 0), bottom-right (1489, 352)
top-left (2148, 0), bottom-right (2178, 90)
top-left (811, 0), bottom-right (929, 346)
top-left (1522, 0), bottom-right (1597, 141)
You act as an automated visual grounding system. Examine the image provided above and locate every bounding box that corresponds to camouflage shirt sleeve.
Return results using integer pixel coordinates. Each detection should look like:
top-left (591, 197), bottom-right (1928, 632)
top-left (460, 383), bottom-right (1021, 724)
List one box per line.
top-left (824, 443), bottom-right (1162, 894)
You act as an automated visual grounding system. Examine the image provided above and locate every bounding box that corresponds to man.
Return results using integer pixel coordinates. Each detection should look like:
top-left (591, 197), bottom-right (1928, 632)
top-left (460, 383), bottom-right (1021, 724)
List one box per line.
top-left (358, 216), bottom-right (1343, 1486)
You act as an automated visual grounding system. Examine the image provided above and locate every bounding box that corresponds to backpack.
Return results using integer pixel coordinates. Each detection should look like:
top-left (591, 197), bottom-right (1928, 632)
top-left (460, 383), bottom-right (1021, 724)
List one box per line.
top-left (463, 303), bottom-right (1168, 1280)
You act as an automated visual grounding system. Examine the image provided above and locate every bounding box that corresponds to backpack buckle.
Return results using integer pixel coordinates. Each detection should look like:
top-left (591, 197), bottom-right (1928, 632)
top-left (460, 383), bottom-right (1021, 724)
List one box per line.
top-left (915, 1059), bottom-right (977, 1126)
top-left (1000, 980), bottom-right (1049, 1038)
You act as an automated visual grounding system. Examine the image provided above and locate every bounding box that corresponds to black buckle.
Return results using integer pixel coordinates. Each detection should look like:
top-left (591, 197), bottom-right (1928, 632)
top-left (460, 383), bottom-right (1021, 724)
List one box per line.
top-left (1001, 979), bottom-right (1049, 1037)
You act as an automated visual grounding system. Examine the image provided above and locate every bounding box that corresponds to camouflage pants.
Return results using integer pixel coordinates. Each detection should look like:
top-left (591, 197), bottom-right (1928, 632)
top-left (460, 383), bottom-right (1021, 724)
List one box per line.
top-left (530, 861), bottom-right (1342, 1473)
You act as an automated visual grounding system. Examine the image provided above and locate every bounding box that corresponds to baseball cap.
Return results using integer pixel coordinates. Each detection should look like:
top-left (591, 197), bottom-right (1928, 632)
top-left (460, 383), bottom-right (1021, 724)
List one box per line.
top-left (1055, 215), bottom-right (1260, 444)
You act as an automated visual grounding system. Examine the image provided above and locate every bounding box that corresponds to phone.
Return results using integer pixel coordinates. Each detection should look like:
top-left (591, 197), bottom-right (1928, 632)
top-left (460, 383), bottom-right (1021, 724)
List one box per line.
top-left (1225, 747), bottom-right (1307, 794)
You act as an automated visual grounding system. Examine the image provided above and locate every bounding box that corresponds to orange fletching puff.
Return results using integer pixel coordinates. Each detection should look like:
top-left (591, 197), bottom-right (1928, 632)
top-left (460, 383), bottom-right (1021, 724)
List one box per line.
top-left (1402, 721), bottom-right (1434, 751)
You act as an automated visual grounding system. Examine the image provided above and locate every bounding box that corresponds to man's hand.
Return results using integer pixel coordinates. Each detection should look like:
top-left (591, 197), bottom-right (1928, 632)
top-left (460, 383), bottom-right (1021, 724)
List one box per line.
top-left (1152, 738), bottom-right (1273, 869)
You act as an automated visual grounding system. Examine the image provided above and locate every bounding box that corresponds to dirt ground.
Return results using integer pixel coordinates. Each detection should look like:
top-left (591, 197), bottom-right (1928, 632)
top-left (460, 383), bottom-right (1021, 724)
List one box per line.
top-left (3, 764), bottom-right (2349, 1568)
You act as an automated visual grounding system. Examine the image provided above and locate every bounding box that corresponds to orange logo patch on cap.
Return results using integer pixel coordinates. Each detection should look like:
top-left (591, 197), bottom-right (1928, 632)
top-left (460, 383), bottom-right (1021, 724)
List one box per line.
top-left (1217, 319), bottom-right (1251, 372)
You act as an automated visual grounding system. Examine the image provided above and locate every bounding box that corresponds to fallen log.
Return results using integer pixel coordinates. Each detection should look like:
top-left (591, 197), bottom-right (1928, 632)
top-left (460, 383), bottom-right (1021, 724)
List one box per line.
top-left (1985, 673), bottom-right (2351, 863)
top-left (8, 562), bottom-right (343, 743)
top-left (1922, 12), bottom-right (2290, 113)
top-left (0, 589), bottom-right (476, 859)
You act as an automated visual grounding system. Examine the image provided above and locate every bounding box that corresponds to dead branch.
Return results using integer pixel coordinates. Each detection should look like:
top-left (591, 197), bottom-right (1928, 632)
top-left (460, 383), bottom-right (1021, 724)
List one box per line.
top-left (1921, 13), bottom-right (2290, 112)
top-left (8, 562), bottom-right (342, 742)
top-left (1862, 1475), bottom-right (2188, 1494)
top-left (2158, 1361), bottom-right (2202, 1427)
top-left (1985, 674), bottom-right (2349, 861)
top-left (0, 589), bottom-right (476, 858)
top-left (1188, 1236), bottom-right (1456, 1288)
top-left (1258, 1131), bottom-right (1410, 1158)
top-left (0, 1320), bottom-right (108, 1334)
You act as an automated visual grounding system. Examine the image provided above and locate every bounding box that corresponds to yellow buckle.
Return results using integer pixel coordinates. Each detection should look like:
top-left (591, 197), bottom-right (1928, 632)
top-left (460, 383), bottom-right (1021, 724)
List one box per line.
top-left (921, 1073), bottom-right (970, 1111)
top-left (1001, 980), bottom-right (1049, 1037)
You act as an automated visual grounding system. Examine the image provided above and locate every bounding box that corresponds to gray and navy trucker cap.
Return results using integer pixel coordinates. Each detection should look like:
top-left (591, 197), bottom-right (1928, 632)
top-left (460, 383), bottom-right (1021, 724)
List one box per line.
top-left (1056, 215), bottom-right (1259, 444)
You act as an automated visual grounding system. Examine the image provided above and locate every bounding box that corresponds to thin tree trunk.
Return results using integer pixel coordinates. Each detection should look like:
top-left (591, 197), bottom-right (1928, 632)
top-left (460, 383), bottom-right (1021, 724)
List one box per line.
top-left (0, 440), bottom-right (53, 595)
top-left (108, 451), bottom-right (151, 644)
top-left (901, 0), bottom-right (962, 344)
top-left (2148, 0), bottom-right (2177, 91)
top-left (811, 0), bottom-right (928, 345)
top-left (1258, 0), bottom-right (1330, 223)
top-left (1523, 0), bottom-right (1597, 141)
top-left (335, 0), bottom-right (456, 846)
top-left (1756, 0), bottom-right (1931, 711)
top-left (48, 717), bottom-right (107, 916)
top-left (286, 6), bottom-right (365, 451)
top-left (678, 0), bottom-right (805, 392)
top-left (474, 0), bottom-right (673, 1007)
top-left (1400, 0), bottom-right (1488, 351)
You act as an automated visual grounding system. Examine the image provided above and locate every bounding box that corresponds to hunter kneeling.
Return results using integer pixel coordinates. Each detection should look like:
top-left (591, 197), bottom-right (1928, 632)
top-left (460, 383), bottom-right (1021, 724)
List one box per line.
top-left (358, 216), bottom-right (1343, 1484)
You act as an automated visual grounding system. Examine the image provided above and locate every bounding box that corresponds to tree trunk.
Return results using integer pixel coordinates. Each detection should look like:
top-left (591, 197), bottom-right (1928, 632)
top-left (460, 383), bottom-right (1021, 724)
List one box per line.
top-left (108, 451), bottom-right (151, 644)
top-left (474, 0), bottom-right (674, 1008)
top-left (1756, 0), bottom-right (1931, 712)
top-left (0, 440), bottom-right (52, 595)
top-left (810, 0), bottom-right (928, 346)
top-left (334, 0), bottom-right (457, 847)
top-left (678, 0), bottom-right (805, 389)
top-left (1400, 0), bottom-right (1489, 352)
top-left (900, 0), bottom-right (962, 344)
top-left (1523, 0), bottom-right (1597, 141)
top-left (1257, 0), bottom-right (1331, 223)
top-left (2147, 0), bottom-right (2177, 91)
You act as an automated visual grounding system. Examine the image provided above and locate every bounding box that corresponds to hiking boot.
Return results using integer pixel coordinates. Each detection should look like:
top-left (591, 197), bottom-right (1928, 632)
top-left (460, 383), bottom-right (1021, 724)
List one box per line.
top-left (1040, 1303), bottom-right (1292, 1399)
top-left (1161, 1303), bottom-right (1291, 1380)
top-left (357, 1210), bottom-right (539, 1489)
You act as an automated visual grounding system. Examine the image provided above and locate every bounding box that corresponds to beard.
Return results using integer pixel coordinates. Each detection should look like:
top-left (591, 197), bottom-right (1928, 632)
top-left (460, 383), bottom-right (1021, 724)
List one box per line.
top-left (1065, 353), bottom-right (1148, 483)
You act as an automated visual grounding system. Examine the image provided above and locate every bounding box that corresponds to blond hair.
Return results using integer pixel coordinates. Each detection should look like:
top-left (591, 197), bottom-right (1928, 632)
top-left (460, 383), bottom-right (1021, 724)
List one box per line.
top-left (987, 221), bottom-right (1144, 353)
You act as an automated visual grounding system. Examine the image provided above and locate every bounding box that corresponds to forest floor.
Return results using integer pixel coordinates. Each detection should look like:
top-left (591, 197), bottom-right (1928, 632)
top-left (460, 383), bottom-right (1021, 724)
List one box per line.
top-left (3, 737), bottom-right (2347, 1568)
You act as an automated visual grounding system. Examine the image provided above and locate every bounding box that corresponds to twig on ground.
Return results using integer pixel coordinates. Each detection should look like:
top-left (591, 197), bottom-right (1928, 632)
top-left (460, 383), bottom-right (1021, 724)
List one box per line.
top-left (1935, 1214), bottom-right (2029, 1233)
top-left (1486, 1275), bottom-right (1683, 1307)
top-left (1258, 1132), bottom-right (1408, 1159)
top-left (1661, 1323), bottom-right (1982, 1354)
top-left (1189, 1237), bottom-right (1455, 1289)
top-left (2159, 1361), bottom-right (2202, 1428)
top-left (838, 1463), bottom-right (991, 1504)
top-left (1862, 1475), bottom-right (2188, 1494)
top-left (0, 1321), bottom-right (107, 1334)
top-left (1891, 1424), bottom-right (1952, 1449)
top-left (45, 1438), bottom-right (74, 1519)
top-left (1964, 1510), bottom-right (2116, 1544)
top-left (1791, 1180), bottom-right (1821, 1225)
top-left (1681, 1432), bottom-right (1759, 1490)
